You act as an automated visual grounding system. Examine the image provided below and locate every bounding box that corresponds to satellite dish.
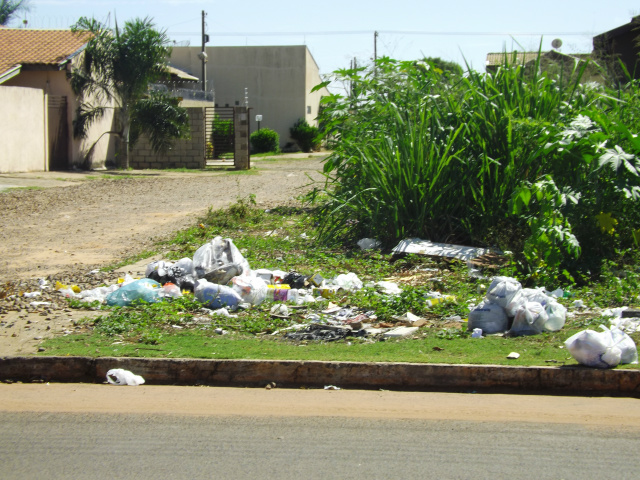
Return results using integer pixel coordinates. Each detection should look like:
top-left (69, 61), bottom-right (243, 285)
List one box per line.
top-left (551, 38), bottom-right (563, 49)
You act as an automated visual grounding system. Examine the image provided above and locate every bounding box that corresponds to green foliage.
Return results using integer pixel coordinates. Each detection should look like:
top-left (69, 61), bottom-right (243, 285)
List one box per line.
top-left (289, 118), bottom-right (320, 153)
top-left (250, 128), bottom-right (280, 154)
top-left (0, 0), bottom-right (30, 26)
top-left (70, 16), bottom-right (189, 168)
top-left (39, 201), bottom-right (640, 366)
top-left (313, 51), bottom-right (640, 284)
top-left (129, 91), bottom-right (190, 152)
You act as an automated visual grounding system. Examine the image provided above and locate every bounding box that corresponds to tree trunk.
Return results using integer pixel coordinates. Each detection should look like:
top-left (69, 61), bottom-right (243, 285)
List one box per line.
top-left (120, 106), bottom-right (130, 170)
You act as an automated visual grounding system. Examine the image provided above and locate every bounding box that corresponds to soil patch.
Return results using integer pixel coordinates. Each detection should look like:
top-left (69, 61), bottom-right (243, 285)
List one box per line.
top-left (0, 155), bottom-right (326, 355)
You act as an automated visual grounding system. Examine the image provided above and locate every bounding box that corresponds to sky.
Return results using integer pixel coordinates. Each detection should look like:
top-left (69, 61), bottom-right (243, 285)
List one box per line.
top-left (11, 0), bottom-right (640, 91)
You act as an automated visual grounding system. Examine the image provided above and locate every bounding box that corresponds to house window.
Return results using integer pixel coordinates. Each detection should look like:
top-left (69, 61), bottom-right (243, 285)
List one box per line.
top-left (307, 106), bottom-right (312, 114)
top-left (235, 101), bottom-right (240, 106)
top-left (225, 103), bottom-right (229, 107)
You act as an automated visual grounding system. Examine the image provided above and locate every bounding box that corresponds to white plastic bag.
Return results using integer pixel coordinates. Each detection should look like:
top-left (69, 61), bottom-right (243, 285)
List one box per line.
top-left (193, 237), bottom-right (251, 284)
top-left (544, 300), bottom-right (567, 332)
top-left (610, 327), bottom-right (639, 364)
top-left (106, 368), bottom-right (145, 386)
top-left (332, 272), bottom-right (363, 291)
top-left (231, 275), bottom-right (268, 305)
top-left (468, 300), bottom-right (508, 334)
top-left (565, 326), bottom-right (624, 368)
top-left (508, 301), bottom-right (549, 336)
top-left (486, 276), bottom-right (522, 308)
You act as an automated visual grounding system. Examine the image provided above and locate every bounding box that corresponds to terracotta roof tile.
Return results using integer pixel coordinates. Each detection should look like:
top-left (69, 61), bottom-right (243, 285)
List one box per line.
top-left (0, 29), bottom-right (91, 78)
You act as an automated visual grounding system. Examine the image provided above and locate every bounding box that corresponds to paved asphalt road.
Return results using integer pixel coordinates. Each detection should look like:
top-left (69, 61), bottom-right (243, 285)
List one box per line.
top-left (2, 385), bottom-right (640, 479)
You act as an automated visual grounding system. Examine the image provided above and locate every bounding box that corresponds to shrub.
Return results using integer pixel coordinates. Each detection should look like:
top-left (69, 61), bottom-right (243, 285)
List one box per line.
top-left (290, 118), bottom-right (320, 152)
top-left (250, 128), bottom-right (279, 153)
top-left (313, 52), bottom-right (640, 284)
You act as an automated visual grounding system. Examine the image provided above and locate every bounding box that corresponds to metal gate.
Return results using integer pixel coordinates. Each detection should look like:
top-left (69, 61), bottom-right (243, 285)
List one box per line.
top-left (48, 95), bottom-right (68, 170)
top-left (204, 107), bottom-right (235, 162)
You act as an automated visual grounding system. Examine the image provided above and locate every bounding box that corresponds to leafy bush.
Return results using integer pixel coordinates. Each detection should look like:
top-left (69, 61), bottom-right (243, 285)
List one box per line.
top-left (250, 128), bottom-right (279, 153)
top-left (290, 118), bottom-right (320, 152)
top-left (312, 52), bottom-right (640, 284)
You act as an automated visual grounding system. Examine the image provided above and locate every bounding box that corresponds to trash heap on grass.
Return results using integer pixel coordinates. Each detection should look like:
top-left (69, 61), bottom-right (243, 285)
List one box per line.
top-left (48, 236), bottom-right (639, 369)
top-left (468, 276), bottom-right (568, 337)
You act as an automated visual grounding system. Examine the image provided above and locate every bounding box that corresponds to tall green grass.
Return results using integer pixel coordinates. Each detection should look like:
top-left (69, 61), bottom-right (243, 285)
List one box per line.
top-left (315, 52), bottom-right (640, 284)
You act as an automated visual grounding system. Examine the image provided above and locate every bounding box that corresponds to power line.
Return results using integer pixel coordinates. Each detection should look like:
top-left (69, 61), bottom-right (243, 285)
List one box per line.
top-left (168, 29), bottom-right (598, 37)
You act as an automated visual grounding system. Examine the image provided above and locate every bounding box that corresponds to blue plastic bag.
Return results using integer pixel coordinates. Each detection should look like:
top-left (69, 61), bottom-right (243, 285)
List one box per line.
top-left (195, 280), bottom-right (242, 309)
top-left (106, 278), bottom-right (162, 307)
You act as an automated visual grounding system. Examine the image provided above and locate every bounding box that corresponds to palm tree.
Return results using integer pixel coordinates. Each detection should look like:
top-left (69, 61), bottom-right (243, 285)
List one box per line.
top-left (69, 16), bottom-right (189, 169)
top-left (0, 0), bottom-right (30, 26)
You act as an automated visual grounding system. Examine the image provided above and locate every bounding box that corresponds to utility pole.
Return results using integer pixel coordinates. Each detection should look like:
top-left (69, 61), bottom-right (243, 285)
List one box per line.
top-left (201, 10), bottom-right (207, 92)
top-left (374, 31), bottom-right (378, 77)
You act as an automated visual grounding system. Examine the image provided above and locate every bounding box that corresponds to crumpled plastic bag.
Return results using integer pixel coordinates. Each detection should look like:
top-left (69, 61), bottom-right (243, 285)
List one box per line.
top-left (146, 257), bottom-right (197, 291)
top-left (106, 368), bottom-right (145, 386)
top-left (565, 325), bottom-right (638, 368)
top-left (485, 276), bottom-right (522, 308)
top-left (106, 278), bottom-right (162, 307)
top-left (544, 300), bottom-right (567, 332)
top-left (193, 237), bottom-right (251, 284)
top-left (195, 279), bottom-right (242, 309)
top-left (468, 300), bottom-right (508, 334)
top-left (508, 301), bottom-right (549, 336)
top-left (331, 272), bottom-right (363, 291)
top-left (231, 275), bottom-right (268, 305)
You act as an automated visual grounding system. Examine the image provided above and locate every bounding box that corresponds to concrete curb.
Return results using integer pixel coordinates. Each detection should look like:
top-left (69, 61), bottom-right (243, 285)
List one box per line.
top-left (1, 356), bottom-right (639, 397)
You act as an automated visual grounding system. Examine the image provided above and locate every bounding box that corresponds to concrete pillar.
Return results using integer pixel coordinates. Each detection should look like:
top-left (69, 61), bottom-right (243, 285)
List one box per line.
top-left (234, 107), bottom-right (250, 170)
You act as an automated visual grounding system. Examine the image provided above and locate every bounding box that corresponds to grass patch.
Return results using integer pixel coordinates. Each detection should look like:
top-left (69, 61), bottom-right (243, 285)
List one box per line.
top-left (225, 167), bottom-right (259, 175)
top-left (39, 198), bottom-right (640, 366)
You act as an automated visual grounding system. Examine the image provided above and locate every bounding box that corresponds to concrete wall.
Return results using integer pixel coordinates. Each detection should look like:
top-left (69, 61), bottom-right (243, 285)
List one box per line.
top-left (0, 86), bottom-right (47, 173)
top-left (129, 107), bottom-right (205, 169)
top-left (170, 46), bottom-right (329, 149)
top-left (3, 57), bottom-right (117, 170)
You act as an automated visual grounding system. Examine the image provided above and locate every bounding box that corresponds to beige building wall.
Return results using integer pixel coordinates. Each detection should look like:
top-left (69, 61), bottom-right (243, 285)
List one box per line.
top-left (3, 57), bottom-right (117, 170)
top-left (170, 45), bottom-right (329, 149)
top-left (0, 86), bottom-right (47, 173)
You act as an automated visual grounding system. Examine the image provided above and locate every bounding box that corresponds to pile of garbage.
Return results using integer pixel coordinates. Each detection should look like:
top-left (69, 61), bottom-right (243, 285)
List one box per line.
top-left (11, 234), bottom-right (638, 370)
top-left (468, 276), bottom-right (568, 336)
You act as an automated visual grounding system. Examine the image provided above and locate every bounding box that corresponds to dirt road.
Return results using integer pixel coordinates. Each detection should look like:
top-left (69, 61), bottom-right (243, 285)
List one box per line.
top-left (0, 154), bottom-right (326, 355)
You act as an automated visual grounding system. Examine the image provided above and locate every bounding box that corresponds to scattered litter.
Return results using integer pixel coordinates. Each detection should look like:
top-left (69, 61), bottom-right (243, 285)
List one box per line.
top-left (331, 272), bottom-right (363, 291)
top-left (29, 301), bottom-right (51, 307)
top-left (391, 312), bottom-right (424, 326)
top-left (270, 304), bottom-right (289, 317)
top-left (357, 238), bottom-right (382, 250)
top-left (106, 368), bottom-right (145, 386)
top-left (374, 281), bottom-right (402, 295)
top-left (425, 294), bottom-right (456, 308)
top-left (383, 326), bottom-right (419, 338)
top-left (284, 323), bottom-right (363, 342)
top-left (507, 352), bottom-right (520, 359)
top-left (106, 278), bottom-right (163, 307)
top-left (23, 291), bottom-right (42, 298)
top-left (392, 238), bottom-right (495, 261)
top-left (324, 385), bottom-right (341, 390)
top-left (471, 328), bottom-right (483, 338)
